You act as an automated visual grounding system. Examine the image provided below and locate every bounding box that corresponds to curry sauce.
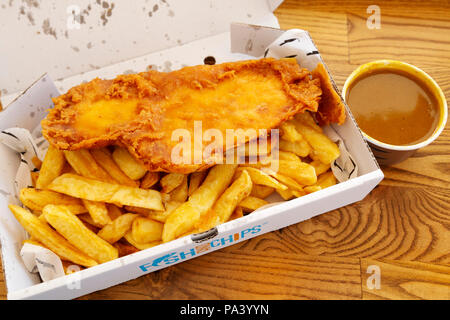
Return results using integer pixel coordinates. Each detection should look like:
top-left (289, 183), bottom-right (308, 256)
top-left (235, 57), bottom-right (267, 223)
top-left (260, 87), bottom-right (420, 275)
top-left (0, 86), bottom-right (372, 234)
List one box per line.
top-left (346, 69), bottom-right (439, 146)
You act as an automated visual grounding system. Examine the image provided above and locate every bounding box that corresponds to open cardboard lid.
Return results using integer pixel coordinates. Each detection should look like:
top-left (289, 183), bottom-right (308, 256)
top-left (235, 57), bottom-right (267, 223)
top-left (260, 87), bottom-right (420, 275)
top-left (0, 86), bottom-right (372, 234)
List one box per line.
top-left (0, 0), bottom-right (283, 107)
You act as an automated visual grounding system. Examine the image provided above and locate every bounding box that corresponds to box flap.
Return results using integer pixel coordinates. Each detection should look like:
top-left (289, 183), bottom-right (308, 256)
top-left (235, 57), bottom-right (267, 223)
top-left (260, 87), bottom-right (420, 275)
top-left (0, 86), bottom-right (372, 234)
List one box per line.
top-left (230, 23), bottom-right (284, 57)
top-left (267, 0), bottom-right (284, 11)
top-left (36, 31), bottom-right (258, 96)
top-left (0, 0), bottom-right (283, 107)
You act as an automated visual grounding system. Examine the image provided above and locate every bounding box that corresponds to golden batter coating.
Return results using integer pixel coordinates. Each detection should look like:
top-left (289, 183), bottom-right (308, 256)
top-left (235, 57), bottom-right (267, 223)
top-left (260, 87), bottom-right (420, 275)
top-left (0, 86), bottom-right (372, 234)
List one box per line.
top-left (42, 58), bottom-right (344, 173)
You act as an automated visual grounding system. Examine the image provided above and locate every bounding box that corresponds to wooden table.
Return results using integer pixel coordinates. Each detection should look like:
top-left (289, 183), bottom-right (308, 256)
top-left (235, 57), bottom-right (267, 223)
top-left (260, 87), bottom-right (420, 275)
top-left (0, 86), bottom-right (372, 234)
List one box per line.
top-left (1, 0), bottom-right (449, 300)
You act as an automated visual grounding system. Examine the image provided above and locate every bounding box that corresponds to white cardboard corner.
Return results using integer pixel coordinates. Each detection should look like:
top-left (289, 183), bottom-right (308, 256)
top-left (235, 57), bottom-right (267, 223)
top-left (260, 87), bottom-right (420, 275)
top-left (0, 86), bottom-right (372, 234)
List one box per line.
top-left (267, 0), bottom-right (285, 12)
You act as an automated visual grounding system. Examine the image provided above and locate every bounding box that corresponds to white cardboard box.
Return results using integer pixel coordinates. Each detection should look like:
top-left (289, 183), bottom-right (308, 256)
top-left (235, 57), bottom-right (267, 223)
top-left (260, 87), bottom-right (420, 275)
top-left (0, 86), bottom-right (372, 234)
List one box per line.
top-left (0, 10), bottom-right (383, 300)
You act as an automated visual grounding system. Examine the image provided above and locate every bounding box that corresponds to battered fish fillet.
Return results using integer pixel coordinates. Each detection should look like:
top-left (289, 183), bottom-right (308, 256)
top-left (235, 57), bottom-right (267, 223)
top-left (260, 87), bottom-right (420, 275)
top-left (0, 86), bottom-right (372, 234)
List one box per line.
top-left (42, 58), bottom-right (344, 174)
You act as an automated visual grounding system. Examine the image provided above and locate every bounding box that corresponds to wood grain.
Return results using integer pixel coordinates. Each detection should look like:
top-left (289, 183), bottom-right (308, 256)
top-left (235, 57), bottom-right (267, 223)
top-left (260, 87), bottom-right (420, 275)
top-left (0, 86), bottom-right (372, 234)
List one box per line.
top-left (236, 185), bottom-right (450, 265)
top-left (361, 259), bottom-right (450, 300)
top-left (1, 0), bottom-right (449, 300)
top-left (77, 250), bottom-right (362, 300)
top-left (347, 11), bottom-right (450, 67)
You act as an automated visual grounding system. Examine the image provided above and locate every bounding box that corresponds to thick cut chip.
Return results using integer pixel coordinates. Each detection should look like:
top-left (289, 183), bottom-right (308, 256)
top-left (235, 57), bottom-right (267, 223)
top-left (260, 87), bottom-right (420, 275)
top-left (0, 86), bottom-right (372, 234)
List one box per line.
top-left (237, 167), bottom-right (287, 190)
top-left (276, 188), bottom-right (306, 200)
top-left (30, 171), bottom-right (39, 187)
top-left (36, 145), bottom-right (65, 189)
top-left (293, 115), bottom-right (340, 164)
top-left (112, 147), bottom-right (147, 180)
top-left (277, 160), bottom-right (317, 186)
top-left (82, 199), bottom-right (111, 227)
top-left (20, 188), bottom-right (86, 214)
top-left (188, 171), bottom-right (208, 196)
top-left (124, 231), bottom-right (161, 250)
top-left (280, 121), bottom-right (303, 142)
top-left (279, 138), bottom-right (311, 158)
top-left (304, 185), bottom-right (322, 194)
top-left (64, 149), bottom-right (117, 183)
top-left (198, 169), bottom-right (252, 231)
top-left (90, 148), bottom-right (138, 187)
top-left (261, 169), bottom-right (304, 192)
top-left (43, 205), bottom-right (118, 263)
top-left (278, 150), bottom-right (302, 162)
top-left (48, 173), bottom-right (164, 210)
top-left (114, 241), bottom-right (140, 257)
top-left (8, 204), bottom-right (97, 267)
top-left (107, 203), bottom-right (123, 220)
top-left (250, 184), bottom-right (275, 199)
top-left (31, 156), bottom-right (42, 170)
top-left (131, 217), bottom-right (163, 243)
top-left (162, 164), bottom-right (237, 242)
top-left (276, 188), bottom-right (295, 200)
top-left (169, 175), bottom-right (188, 202)
top-left (188, 164), bottom-right (238, 213)
top-left (160, 173), bottom-right (185, 193)
top-left (140, 172), bottom-right (160, 189)
top-left (310, 160), bottom-right (331, 176)
top-left (239, 196), bottom-right (269, 213)
top-left (126, 200), bottom-right (183, 223)
top-left (161, 202), bottom-right (199, 242)
top-left (229, 206), bottom-right (244, 221)
top-left (97, 213), bottom-right (138, 244)
top-left (78, 213), bottom-right (104, 229)
top-left (315, 171), bottom-right (337, 189)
